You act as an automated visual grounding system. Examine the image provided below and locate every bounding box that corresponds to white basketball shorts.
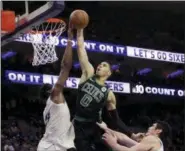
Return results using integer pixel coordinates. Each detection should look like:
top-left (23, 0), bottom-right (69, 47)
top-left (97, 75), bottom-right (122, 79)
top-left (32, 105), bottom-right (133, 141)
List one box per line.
top-left (37, 141), bottom-right (67, 151)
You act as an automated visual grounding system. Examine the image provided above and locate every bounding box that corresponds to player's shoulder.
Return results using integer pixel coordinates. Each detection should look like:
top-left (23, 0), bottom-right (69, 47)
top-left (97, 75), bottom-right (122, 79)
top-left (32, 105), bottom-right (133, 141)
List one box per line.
top-left (107, 90), bottom-right (116, 103)
top-left (142, 135), bottom-right (159, 144)
top-left (108, 89), bottom-right (113, 94)
top-left (47, 96), bottom-right (67, 108)
top-left (79, 75), bottom-right (95, 86)
top-left (108, 90), bottom-right (115, 97)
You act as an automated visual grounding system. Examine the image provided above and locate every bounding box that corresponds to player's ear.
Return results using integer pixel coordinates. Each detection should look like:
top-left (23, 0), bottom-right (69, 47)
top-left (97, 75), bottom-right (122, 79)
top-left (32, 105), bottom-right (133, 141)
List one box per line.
top-left (108, 71), bottom-right (112, 77)
top-left (108, 66), bottom-right (112, 76)
top-left (156, 129), bottom-right (162, 134)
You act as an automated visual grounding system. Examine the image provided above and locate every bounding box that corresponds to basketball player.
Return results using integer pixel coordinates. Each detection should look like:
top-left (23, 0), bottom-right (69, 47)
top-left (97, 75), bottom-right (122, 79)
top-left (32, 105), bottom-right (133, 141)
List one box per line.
top-left (37, 27), bottom-right (76, 151)
top-left (97, 121), bottom-right (172, 151)
top-left (73, 29), bottom-right (137, 151)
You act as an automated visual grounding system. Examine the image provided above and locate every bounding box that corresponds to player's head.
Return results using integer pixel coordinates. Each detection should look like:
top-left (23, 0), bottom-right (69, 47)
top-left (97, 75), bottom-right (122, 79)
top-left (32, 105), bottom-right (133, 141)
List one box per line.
top-left (40, 83), bottom-right (53, 100)
top-left (146, 121), bottom-right (172, 139)
top-left (95, 61), bottom-right (112, 79)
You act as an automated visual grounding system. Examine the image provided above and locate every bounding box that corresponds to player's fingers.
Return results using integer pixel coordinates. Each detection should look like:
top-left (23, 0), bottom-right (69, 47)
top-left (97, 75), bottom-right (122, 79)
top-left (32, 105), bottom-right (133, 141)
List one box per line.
top-left (68, 27), bottom-right (72, 32)
top-left (67, 29), bottom-right (74, 39)
top-left (138, 133), bottom-right (145, 137)
top-left (68, 21), bottom-right (73, 29)
top-left (70, 25), bottom-right (74, 30)
top-left (96, 122), bottom-right (104, 129)
top-left (105, 129), bottom-right (109, 133)
top-left (96, 122), bottom-right (100, 125)
top-left (102, 133), bottom-right (108, 138)
top-left (96, 122), bottom-right (102, 128)
top-left (102, 135), bottom-right (106, 139)
top-left (105, 130), bottom-right (113, 136)
top-left (102, 134), bottom-right (106, 140)
top-left (105, 132), bottom-right (112, 138)
top-left (105, 130), bottom-right (110, 134)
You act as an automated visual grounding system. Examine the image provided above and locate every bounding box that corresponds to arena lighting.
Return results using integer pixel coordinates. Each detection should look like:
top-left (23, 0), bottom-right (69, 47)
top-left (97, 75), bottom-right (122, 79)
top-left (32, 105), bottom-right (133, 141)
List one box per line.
top-left (73, 62), bottom-right (80, 69)
top-left (74, 62), bottom-right (120, 70)
top-left (137, 68), bottom-right (152, 75)
top-left (5, 70), bottom-right (184, 98)
top-left (2, 51), bottom-right (17, 60)
top-left (15, 34), bottom-right (184, 64)
top-left (111, 64), bottom-right (120, 71)
top-left (167, 70), bottom-right (184, 78)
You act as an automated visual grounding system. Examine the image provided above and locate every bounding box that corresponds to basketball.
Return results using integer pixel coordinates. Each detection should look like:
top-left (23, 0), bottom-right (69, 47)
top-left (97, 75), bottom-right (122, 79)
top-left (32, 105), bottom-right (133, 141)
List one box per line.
top-left (69, 10), bottom-right (89, 29)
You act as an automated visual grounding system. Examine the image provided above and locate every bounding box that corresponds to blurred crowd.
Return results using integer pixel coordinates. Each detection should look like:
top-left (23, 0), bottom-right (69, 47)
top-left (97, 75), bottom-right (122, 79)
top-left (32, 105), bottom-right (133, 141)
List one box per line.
top-left (2, 97), bottom-right (44, 151)
top-left (2, 93), bottom-right (184, 151)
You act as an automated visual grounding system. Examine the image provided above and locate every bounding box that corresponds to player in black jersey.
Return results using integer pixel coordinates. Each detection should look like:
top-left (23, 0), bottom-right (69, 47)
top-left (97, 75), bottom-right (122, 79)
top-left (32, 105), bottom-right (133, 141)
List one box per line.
top-left (73, 29), bottom-right (139, 151)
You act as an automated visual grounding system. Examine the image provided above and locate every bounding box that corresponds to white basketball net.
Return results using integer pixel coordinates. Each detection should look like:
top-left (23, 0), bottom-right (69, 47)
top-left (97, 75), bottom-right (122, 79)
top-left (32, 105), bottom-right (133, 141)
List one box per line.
top-left (30, 19), bottom-right (66, 66)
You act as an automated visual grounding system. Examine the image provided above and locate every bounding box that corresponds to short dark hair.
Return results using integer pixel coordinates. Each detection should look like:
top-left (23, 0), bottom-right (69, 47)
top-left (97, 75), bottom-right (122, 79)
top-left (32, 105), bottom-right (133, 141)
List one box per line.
top-left (40, 83), bottom-right (53, 100)
top-left (156, 121), bottom-right (172, 147)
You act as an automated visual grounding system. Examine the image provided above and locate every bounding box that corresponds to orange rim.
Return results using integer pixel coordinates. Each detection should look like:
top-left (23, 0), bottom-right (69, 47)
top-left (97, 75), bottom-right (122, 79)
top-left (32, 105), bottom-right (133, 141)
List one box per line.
top-left (46, 18), bottom-right (64, 23)
top-left (30, 18), bottom-right (66, 34)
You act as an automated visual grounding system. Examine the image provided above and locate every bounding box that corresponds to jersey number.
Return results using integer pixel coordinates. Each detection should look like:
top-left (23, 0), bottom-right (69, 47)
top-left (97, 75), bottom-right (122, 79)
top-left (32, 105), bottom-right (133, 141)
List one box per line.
top-left (45, 112), bottom-right (50, 125)
top-left (80, 94), bottom-right (93, 107)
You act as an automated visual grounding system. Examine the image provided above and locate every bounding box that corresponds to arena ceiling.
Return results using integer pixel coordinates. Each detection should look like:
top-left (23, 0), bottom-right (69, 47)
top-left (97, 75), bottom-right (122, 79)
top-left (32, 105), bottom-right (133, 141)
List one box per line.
top-left (99, 1), bottom-right (185, 13)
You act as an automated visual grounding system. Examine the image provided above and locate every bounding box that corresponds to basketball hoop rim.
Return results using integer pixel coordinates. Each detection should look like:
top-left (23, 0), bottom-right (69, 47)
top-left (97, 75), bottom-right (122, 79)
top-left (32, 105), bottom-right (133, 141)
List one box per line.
top-left (30, 18), bottom-right (66, 34)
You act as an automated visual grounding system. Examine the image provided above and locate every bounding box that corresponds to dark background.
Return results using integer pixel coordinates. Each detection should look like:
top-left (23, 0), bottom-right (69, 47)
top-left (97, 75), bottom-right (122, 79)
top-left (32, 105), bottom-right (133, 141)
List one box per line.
top-left (1, 1), bottom-right (185, 151)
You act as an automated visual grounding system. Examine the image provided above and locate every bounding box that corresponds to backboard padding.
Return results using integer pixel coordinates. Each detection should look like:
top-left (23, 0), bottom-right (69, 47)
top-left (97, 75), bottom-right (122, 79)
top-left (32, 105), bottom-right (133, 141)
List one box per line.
top-left (1, 1), bottom-right (65, 47)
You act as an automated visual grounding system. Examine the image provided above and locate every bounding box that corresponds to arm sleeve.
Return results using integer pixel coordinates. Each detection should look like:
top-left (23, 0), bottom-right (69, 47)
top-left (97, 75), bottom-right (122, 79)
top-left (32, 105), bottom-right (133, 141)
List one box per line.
top-left (108, 109), bottom-right (133, 137)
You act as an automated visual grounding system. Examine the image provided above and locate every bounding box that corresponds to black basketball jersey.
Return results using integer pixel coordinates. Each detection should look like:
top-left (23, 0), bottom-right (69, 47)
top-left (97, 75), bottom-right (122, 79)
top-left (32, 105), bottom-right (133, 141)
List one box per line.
top-left (75, 76), bottom-right (109, 122)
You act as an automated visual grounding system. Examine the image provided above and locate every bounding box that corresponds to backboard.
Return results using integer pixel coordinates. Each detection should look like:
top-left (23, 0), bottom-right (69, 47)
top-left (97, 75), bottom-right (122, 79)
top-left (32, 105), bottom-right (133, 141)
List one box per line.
top-left (1, 1), bottom-right (65, 47)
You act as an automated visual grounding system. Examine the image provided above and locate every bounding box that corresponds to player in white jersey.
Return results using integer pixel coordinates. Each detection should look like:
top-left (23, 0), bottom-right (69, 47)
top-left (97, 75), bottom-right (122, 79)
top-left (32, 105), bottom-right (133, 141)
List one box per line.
top-left (97, 120), bottom-right (172, 151)
top-left (37, 26), bottom-right (76, 151)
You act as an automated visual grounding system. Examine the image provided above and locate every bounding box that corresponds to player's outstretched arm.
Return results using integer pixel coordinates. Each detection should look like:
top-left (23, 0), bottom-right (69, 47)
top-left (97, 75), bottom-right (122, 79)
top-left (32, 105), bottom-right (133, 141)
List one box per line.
top-left (106, 91), bottom-right (135, 138)
top-left (103, 134), bottom-right (154, 151)
top-left (77, 29), bottom-right (94, 84)
top-left (97, 122), bottom-right (138, 147)
top-left (50, 28), bottom-right (73, 103)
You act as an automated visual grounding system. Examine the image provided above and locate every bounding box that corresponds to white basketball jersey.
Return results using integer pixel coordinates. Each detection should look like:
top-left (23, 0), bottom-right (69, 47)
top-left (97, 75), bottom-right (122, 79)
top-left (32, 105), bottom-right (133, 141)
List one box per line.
top-left (158, 138), bottom-right (164, 151)
top-left (38, 97), bottom-right (75, 150)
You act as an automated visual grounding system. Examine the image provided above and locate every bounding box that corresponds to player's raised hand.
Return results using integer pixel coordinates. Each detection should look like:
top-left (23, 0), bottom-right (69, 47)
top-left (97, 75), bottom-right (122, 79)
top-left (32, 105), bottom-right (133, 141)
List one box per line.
top-left (96, 121), bottom-right (108, 131)
top-left (132, 132), bottom-right (145, 142)
top-left (102, 132), bottom-right (117, 148)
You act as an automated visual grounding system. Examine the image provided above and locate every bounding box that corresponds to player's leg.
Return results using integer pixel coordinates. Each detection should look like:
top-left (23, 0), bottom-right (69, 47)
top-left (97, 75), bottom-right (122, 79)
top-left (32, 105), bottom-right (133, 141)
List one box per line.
top-left (73, 120), bottom-right (95, 151)
top-left (93, 125), bottom-right (111, 151)
top-left (37, 143), bottom-right (68, 151)
top-left (37, 143), bottom-right (57, 151)
top-left (75, 137), bottom-right (93, 151)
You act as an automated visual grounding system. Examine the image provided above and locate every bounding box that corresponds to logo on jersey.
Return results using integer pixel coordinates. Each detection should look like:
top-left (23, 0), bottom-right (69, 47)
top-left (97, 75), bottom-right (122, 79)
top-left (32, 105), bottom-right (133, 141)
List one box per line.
top-left (101, 87), bottom-right (107, 92)
top-left (44, 112), bottom-right (50, 125)
top-left (80, 82), bottom-right (105, 106)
